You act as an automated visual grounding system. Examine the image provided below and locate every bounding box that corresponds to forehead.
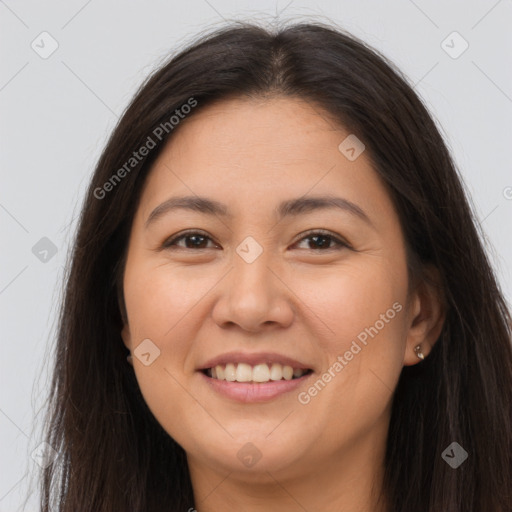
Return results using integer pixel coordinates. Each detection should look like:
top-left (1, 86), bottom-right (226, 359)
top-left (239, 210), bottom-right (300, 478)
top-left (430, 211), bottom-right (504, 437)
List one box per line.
top-left (165, 96), bottom-right (346, 164)
top-left (136, 96), bottom-right (397, 229)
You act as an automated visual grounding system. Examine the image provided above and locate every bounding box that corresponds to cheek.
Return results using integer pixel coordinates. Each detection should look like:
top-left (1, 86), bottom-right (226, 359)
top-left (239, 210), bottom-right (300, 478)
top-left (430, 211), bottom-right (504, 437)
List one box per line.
top-left (295, 259), bottom-right (407, 421)
top-left (123, 258), bottom-right (225, 397)
top-left (123, 259), bottom-right (209, 341)
top-left (293, 262), bottom-right (407, 443)
top-left (294, 259), bottom-right (407, 355)
top-left (122, 262), bottom-right (207, 441)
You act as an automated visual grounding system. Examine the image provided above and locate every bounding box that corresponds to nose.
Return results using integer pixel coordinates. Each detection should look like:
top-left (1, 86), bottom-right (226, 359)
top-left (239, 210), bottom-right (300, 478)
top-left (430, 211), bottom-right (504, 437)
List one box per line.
top-left (210, 248), bottom-right (295, 333)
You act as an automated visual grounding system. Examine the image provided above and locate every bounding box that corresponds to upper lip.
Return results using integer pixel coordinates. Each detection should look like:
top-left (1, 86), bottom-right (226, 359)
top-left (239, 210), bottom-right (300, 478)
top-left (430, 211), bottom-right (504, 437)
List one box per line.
top-left (198, 351), bottom-right (313, 371)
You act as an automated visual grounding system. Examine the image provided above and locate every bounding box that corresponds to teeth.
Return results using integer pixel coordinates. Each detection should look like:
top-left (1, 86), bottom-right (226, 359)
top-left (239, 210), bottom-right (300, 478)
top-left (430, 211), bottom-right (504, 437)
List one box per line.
top-left (216, 365), bottom-right (225, 380)
top-left (236, 363), bottom-right (252, 382)
top-left (225, 363), bottom-right (236, 382)
top-left (282, 365), bottom-right (293, 380)
top-left (252, 363), bottom-right (270, 382)
top-left (270, 363), bottom-right (283, 381)
top-left (208, 363), bottom-right (308, 383)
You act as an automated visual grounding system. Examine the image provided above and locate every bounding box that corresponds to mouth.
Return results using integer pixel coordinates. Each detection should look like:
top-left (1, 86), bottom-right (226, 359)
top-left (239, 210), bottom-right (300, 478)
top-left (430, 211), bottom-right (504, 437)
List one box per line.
top-left (197, 352), bottom-right (315, 402)
top-left (201, 362), bottom-right (314, 383)
top-left (199, 364), bottom-right (314, 403)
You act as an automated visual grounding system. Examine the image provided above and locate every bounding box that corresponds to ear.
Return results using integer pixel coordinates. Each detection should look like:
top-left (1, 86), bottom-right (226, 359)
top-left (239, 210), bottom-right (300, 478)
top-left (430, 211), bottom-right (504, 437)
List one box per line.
top-left (403, 264), bottom-right (446, 366)
top-left (121, 323), bottom-right (132, 351)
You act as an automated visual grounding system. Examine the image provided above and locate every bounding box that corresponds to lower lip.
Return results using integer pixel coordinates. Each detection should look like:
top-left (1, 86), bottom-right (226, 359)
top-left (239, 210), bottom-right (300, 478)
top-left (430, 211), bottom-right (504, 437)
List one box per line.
top-left (199, 371), bottom-right (313, 403)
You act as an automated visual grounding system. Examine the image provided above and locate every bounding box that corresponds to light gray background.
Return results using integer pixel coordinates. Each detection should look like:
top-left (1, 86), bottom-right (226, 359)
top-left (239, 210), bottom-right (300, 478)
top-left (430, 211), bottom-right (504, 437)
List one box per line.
top-left (1, 1), bottom-right (511, 510)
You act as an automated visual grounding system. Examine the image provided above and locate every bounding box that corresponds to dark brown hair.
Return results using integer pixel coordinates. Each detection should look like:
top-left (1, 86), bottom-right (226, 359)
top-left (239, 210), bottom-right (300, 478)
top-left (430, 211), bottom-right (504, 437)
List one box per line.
top-left (37, 20), bottom-right (512, 511)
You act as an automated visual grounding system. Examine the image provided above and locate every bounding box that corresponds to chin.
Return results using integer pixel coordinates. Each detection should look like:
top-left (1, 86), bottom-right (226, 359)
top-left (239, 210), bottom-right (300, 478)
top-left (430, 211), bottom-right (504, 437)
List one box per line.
top-left (186, 434), bottom-right (309, 477)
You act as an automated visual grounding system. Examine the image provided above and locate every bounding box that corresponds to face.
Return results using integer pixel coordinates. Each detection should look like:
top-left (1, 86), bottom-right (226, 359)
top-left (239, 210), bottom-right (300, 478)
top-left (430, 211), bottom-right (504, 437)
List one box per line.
top-left (121, 96), bottom-right (426, 480)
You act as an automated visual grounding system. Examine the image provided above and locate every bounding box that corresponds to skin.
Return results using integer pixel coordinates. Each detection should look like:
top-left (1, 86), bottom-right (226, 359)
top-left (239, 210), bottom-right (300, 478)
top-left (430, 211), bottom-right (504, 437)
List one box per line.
top-left (121, 96), bottom-right (445, 512)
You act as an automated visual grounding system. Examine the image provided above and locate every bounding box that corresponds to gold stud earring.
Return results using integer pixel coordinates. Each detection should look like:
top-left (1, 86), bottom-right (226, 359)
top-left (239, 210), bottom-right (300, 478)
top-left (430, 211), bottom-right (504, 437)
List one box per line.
top-left (414, 344), bottom-right (425, 360)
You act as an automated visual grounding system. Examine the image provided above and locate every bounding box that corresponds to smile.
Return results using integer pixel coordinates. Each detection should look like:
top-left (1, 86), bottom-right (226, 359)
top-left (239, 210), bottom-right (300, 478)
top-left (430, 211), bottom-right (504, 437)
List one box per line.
top-left (200, 364), bottom-right (314, 403)
top-left (203, 362), bottom-right (313, 383)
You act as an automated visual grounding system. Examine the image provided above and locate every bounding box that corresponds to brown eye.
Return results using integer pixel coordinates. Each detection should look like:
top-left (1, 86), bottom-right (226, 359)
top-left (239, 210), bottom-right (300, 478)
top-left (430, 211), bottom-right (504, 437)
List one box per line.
top-left (294, 230), bottom-right (350, 251)
top-left (162, 229), bottom-right (350, 252)
top-left (163, 230), bottom-right (218, 250)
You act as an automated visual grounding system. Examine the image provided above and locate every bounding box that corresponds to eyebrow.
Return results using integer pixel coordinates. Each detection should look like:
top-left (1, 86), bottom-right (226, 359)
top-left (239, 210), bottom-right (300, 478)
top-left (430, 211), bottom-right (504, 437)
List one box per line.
top-left (145, 194), bottom-right (374, 229)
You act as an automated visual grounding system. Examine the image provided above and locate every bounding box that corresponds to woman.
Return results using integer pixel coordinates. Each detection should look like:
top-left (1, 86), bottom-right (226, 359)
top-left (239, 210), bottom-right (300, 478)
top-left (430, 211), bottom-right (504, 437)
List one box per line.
top-left (38, 20), bottom-right (512, 511)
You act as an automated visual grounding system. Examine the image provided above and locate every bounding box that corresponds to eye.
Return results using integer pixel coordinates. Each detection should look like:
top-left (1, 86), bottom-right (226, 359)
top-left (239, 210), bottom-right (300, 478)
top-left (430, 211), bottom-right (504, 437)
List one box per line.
top-left (293, 229), bottom-right (351, 251)
top-left (162, 229), bottom-right (350, 252)
top-left (162, 230), bottom-right (219, 250)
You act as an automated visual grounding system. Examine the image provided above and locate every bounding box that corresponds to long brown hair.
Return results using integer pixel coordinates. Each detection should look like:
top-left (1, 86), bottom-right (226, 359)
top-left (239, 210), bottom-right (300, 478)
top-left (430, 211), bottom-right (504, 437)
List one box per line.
top-left (37, 20), bottom-right (512, 511)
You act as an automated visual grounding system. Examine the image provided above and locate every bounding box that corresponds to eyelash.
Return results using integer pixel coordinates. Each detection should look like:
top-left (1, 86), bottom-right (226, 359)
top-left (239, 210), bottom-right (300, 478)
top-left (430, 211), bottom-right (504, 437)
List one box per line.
top-left (162, 229), bottom-right (351, 252)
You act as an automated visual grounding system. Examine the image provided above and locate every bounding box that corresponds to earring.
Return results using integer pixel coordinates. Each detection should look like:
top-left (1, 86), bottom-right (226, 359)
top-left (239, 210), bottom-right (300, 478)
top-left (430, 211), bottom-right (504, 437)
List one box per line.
top-left (126, 354), bottom-right (133, 365)
top-left (414, 344), bottom-right (425, 360)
